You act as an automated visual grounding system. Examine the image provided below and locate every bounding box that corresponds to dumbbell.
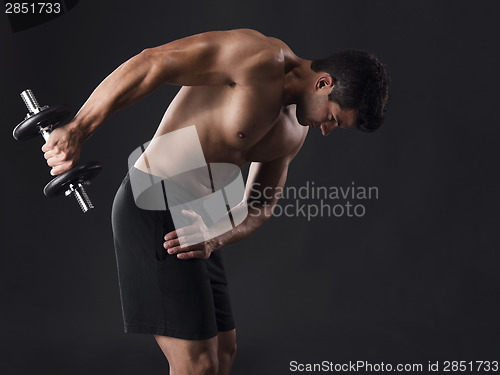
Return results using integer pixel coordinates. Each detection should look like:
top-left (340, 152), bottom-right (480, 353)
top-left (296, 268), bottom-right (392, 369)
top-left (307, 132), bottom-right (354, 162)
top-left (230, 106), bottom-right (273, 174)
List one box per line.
top-left (13, 89), bottom-right (102, 213)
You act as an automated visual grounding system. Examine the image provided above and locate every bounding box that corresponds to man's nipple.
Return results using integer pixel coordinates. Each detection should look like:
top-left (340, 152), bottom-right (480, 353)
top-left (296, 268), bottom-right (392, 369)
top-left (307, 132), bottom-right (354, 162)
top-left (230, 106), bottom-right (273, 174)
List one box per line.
top-left (237, 131), bottom-right (247, 139)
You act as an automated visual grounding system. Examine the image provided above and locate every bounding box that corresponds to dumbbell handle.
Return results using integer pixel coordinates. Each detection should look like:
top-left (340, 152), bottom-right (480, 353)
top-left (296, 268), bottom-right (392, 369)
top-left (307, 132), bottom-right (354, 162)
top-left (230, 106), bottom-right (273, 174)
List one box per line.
top-left (20, 89), bottom-right (51, 141)
top-left (65, 182), bottom-right (94, 213)
top-left (21, 89), bottom-right (41, 115)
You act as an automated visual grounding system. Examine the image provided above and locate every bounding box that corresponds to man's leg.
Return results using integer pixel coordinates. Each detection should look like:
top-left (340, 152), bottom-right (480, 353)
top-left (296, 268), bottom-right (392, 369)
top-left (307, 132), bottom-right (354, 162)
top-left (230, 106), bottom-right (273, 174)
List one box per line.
top-left (154, 334), bottom-right (219, 375)
top-left (217, 329), bottom-right (237, 375)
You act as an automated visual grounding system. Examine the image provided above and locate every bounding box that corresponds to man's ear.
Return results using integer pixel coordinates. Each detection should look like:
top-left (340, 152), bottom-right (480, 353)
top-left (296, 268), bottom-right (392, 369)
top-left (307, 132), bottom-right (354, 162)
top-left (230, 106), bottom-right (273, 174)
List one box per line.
top-left (315, 74), bottom-right (334, 93)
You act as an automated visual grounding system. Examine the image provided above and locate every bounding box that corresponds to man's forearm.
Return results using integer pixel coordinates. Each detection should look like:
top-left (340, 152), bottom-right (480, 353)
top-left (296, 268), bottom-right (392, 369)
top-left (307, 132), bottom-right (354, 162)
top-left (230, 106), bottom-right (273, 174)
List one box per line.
top-left (210, 202), bottom-right (273, 250)
top-left (70, 49), bottom-right (165, 139)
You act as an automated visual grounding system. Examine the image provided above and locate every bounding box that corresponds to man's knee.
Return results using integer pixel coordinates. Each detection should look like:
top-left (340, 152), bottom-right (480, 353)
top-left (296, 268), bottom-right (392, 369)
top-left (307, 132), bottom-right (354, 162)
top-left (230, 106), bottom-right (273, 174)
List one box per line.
top-left (154, 334), bottom-right (219, 375)
top-left (217, 330), bottom-right (237, 363)
top-left (193, 352), bottom-right (218, 375)
top-left (218, 340), bottom-right (237, 371)
top-left (224, 342), bottom-right (237, 361)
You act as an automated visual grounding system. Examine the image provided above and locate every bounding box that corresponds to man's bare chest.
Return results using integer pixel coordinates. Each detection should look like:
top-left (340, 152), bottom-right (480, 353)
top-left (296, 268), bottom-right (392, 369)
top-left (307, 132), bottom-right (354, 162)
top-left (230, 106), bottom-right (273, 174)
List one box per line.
top-left (157, 85), bottom-right (304, 165)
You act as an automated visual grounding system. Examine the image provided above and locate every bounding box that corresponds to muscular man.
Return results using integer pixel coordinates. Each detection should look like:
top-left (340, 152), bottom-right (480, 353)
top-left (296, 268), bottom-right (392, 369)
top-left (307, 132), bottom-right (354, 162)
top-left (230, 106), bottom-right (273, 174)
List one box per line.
top-left (42, 29), bottom-right (389, 375)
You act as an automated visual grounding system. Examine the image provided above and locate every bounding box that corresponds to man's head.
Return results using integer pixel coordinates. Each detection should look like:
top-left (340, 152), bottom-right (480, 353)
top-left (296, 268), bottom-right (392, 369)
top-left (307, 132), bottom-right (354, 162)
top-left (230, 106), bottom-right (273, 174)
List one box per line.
top-left (296, 49), bottom-right (389, 136)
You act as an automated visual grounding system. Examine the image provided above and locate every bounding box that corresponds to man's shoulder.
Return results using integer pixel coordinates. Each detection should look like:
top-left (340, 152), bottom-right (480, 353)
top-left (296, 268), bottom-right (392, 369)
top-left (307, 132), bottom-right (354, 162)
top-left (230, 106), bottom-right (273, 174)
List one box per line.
top-left (225, 29), bottom-right (291, 81)
top-left (219, 28), bottom-right (281, 45)
top-left (231, 28), bottom-right (292, 60)
top-left (205, 29), bottom-right (288, 64)
top-left (198, 28), bottom-right (278, 48)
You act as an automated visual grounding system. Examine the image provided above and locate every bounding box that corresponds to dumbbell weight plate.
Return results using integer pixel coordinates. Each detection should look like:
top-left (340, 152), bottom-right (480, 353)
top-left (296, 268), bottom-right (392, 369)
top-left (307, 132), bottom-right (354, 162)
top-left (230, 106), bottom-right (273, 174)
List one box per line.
top-left (43, 161), bottom-right (102, 198)
top-left (13, 104), bottom-right (71, 141)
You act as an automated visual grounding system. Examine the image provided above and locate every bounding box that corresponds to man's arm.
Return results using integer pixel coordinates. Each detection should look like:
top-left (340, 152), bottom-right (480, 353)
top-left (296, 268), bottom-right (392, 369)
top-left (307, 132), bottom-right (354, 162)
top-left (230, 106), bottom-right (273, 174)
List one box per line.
top-left (42, 29), bottom-right (276, 175)
top-left (164, 151), bottom-right (300, 259)
top-left (73, 29), bottom-right (272, 131)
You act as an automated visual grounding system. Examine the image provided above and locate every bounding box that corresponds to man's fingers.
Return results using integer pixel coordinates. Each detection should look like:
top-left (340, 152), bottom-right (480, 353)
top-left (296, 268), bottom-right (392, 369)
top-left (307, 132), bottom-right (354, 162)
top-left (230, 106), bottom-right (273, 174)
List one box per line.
top-left (166, 241), bottom-right (191, 254)
top-left (164, 224), bottom-right (200, 241)
top-left (164, 232), bottom-right (206, 250)
top-left (43, 145), bottom-right (70, 166)
top-left (49, 161), bottom-right (72, 176)
top-left (164, 238), bottom-right (180, 249)
top-left (167, 245), bottom-right (186, 255)
top-left (41, 142), bottom-right (52, 153)
top-left (165, 235), bottom-right (201, 248)
top-left (50, 166), bottom-right (60, 176)
top-left (41, 134), bottom-right (57, 151)
top-left (42, 143), bottom-right (57, 158)
top-left (46, 156), bottom-right (62, 167)
top-left (43, 149), bottom-right (64, 160)
top-left (181, 209), bottom-right (202, 221)
top-left (165, 230), bottom-right (178, 241)
top-left (166, 240), bottom-right (200, 254)
top-left (166, 245), bottom-right (180, 254)
top-left (177, 250), bottom-right (206, 260)
top-left (179, 224), bottom-right (201, 237)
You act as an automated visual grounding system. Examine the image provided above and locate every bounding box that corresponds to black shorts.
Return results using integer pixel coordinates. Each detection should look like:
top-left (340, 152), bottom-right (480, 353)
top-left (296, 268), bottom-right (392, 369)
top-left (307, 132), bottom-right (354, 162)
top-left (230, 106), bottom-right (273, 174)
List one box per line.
top-left (111, 167), bottom-right (235, 340)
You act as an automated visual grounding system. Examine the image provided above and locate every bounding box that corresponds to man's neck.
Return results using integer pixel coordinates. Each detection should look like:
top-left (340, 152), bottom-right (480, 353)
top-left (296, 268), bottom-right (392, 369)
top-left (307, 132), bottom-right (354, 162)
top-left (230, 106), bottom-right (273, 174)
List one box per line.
top-left (282, 58), bottom-right (314, 106)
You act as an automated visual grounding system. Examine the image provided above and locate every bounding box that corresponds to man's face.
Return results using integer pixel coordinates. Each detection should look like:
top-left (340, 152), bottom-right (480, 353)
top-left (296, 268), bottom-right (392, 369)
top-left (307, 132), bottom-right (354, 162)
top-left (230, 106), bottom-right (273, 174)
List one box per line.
top-left (296, 76), bottom-right (357, 136)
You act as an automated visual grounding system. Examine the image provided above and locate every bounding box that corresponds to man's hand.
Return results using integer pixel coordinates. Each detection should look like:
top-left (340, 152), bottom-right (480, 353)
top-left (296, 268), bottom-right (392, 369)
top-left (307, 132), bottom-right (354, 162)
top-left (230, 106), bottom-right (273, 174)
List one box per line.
top-left (41, 121), bottom-right (85, 176)
top-left (164, 210), bottom-right (219, 260)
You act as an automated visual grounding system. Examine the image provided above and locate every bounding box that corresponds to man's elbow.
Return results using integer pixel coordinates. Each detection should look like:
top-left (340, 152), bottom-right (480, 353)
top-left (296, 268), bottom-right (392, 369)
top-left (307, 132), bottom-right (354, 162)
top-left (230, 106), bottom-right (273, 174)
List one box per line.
top-left (245, 200), bottom-right (276, 224)
top-left (137, 47), bottom-right (166, 67)
top-left (261, 204), bottom-right (277, 222)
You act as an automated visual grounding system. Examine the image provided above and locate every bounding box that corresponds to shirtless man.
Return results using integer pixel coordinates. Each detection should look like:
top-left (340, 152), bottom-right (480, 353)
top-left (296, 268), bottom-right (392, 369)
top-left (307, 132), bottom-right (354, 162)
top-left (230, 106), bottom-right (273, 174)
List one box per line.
top-left (41, 29), bottom-right (389, 375)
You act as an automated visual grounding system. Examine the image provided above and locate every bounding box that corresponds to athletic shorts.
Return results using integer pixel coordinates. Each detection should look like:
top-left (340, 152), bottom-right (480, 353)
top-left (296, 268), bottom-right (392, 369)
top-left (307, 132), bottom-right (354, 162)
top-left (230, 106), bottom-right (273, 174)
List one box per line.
top-left (111, 167), bottom-right (235, 340)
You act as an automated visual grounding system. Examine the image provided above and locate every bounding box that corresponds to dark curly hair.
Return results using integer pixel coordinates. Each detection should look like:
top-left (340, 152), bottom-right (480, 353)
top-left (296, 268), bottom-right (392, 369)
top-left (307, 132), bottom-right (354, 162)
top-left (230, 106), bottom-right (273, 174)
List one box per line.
top-left (311, 50), bottom-right (389, 132)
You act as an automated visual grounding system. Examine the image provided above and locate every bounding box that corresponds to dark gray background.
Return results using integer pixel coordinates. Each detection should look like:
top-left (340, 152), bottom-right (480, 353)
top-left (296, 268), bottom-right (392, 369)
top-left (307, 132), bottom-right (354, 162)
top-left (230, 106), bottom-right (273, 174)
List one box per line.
top-left (1, 1), bottom-right (499, 374)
